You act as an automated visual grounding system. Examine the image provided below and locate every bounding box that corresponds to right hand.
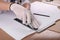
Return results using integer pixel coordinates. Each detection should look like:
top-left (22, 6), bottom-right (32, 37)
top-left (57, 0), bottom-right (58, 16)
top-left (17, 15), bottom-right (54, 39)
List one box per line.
top-left (10, 3), bottom-right (32, 24)
top-left (10, 3), bottom-right (40, 30)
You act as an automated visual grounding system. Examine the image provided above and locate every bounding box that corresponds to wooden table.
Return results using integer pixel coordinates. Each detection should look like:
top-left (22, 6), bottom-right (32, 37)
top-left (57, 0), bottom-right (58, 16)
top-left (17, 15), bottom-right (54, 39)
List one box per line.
top-left (0, 28), bottom-right (14, 40)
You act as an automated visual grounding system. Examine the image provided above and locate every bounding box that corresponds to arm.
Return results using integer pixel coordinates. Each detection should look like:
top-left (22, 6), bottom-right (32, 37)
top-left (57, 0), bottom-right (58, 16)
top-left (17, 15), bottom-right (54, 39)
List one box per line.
top-left (0, 0), bottom-right (31, 10)
top-left (0, 1), bottom-right (11, 10)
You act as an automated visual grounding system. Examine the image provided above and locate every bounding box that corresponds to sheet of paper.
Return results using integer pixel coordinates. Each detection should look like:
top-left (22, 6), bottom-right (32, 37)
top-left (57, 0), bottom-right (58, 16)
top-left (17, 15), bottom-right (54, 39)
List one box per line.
top-left (0, 12), bottom-right (35, 40)
top-left (31, 1), bottom-right (60, 32)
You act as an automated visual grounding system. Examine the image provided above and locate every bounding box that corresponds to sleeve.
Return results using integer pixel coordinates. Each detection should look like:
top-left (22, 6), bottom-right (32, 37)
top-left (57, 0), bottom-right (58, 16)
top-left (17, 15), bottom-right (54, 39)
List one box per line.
top-left (21, 0), bottom-right (30, 5)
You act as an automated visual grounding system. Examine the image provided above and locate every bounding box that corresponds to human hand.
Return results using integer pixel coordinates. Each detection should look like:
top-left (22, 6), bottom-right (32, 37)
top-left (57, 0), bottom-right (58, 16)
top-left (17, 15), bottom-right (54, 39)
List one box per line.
top-left (10, 3), bottom-right (31, 24)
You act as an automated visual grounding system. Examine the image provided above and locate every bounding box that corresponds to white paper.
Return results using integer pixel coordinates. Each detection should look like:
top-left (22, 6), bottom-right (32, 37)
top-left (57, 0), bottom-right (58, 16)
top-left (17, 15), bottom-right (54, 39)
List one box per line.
top-left (0, 12), bottom-right (35, 40)
top-left (31, 1), bottom-right (60, 32)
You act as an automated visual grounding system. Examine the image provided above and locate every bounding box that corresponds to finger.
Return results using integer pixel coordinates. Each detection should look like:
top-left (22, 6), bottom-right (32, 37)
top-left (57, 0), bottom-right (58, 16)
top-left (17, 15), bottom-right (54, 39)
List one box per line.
top-left (22, 11), bottom-right (27, 24)
top-left (26, 10), bottom-right (31, 24)
top-left (30, 13), bottom-right (40, 29)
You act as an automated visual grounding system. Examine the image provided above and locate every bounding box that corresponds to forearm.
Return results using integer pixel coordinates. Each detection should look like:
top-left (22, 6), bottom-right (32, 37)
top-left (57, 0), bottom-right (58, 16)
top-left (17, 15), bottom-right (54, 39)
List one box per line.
top-left (0, 1), bottom-right (11, 10)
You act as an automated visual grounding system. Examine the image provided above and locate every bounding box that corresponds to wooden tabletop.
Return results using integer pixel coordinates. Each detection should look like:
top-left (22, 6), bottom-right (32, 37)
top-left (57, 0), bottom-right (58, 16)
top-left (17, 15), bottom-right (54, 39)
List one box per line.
top-left (0, 28), bottom-right (14, 40)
